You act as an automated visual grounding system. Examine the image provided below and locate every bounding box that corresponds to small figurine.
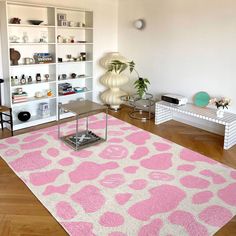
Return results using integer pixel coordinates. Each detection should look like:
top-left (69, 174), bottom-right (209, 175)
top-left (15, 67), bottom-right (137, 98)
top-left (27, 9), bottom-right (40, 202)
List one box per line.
top-left (71, 73), bottom-right (77, 78)
top-left (20, 74), bottom-right (26, 84)
top-left (45, 74), bottom-right (49, 81)
top-left (28, 76), bottom-right (32, 83)
top-left (80, 52), bottom-right (86, 61)
top-left (70, 36), bottom-right (75, 43)
top-left (57, 35), bottom-right (63, 43)
top-left (36, 73), bottom-right (41, 82)
top-left (10, 17), bottom-right (21, 24)
top-left (9, 35), bottom-right (20, 43)
top-left (47, 90), bottom-right (53, 97)
top-left (22, 32), bottom-right (29, 43)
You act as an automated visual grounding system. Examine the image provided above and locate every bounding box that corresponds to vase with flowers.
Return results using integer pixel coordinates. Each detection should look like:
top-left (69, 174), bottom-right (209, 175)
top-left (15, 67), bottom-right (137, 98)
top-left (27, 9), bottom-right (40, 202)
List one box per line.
top-left (210, 97), bottom-right (231, 118)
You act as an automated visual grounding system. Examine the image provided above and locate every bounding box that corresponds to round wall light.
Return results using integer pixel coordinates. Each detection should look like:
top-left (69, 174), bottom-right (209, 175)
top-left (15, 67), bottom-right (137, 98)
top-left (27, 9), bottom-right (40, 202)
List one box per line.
top-left (133, 19), bottom-right (145, 30)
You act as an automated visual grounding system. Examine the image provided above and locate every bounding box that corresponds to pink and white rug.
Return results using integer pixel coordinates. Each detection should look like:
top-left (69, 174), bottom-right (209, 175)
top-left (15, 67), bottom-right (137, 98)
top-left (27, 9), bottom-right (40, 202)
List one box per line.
top-left (0, 114), bottom-right (236, 236)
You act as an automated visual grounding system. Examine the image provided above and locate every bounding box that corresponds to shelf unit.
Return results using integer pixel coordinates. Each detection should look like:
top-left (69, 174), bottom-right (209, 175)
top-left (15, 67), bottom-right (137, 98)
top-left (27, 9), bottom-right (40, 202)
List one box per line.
top-left (0, 1), bottom-right (93, 131)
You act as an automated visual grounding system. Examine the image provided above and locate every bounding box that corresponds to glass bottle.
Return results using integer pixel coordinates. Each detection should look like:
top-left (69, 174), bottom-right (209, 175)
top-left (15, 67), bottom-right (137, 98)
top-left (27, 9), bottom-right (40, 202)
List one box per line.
top-left (23, 32), bottom-right (29, 43)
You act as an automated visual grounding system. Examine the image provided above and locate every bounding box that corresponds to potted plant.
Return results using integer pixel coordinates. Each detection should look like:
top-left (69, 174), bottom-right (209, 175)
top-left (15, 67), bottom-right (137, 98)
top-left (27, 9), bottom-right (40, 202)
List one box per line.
top-left (108, 60), bottom-right (150, 98)
top-left (107, 60), bottom-right (135, 74)
top-left (210, 97), bottom-right (231, 118)
top-left (134, 77), bottom-right (150, 98)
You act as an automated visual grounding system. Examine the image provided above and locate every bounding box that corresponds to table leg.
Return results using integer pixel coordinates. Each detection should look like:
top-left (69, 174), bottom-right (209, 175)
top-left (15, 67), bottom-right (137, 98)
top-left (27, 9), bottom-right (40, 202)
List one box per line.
top-left (224, 122), bottom-right (236, 150)
top-left (57, 103), bottom-right (61, 138)
top-left (105, 108), bottom-right (108, 141)
top-left (86, 116), bottom-right (89, 134)
top-left (76, 115), bottom-right (79, 151)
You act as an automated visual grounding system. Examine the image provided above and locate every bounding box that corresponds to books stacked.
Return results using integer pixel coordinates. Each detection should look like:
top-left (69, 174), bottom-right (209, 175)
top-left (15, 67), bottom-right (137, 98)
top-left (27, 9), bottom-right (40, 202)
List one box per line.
top-left (12, 92), bottom-right (28, 103)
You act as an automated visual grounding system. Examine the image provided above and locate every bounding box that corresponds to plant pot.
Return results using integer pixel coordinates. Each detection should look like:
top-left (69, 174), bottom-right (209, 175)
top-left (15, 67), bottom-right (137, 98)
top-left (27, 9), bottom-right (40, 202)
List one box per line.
top-left (216, 107), bottom-right (224, 118)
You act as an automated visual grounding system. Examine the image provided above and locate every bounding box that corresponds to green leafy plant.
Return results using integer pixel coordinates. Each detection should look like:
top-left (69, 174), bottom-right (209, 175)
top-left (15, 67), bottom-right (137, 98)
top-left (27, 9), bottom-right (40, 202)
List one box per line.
top-left (108, 60), bottom-right (135, 74)
top-left (107, 59), bottom-right (150, 97)
top-left (134, 77), bottom-right (150, 98)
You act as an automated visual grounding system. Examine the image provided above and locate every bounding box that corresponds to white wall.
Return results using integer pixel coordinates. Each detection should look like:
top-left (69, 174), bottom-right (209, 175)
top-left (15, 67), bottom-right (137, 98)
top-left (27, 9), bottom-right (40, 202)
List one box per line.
top-left (0, 0), bottom-right (118, 102)
top-left (118, 0), bottom-right (236, 113)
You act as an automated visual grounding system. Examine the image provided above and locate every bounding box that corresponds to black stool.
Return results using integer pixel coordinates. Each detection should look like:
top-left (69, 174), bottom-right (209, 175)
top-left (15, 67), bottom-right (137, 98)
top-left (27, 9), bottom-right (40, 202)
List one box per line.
top-left (0, 79), bottom-right (13, 136)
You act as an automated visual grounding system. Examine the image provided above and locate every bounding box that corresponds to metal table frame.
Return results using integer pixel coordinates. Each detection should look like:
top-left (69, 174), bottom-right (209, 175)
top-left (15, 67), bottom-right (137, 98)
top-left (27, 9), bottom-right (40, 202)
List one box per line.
top-left (58, 100), bottom-right (108, 151)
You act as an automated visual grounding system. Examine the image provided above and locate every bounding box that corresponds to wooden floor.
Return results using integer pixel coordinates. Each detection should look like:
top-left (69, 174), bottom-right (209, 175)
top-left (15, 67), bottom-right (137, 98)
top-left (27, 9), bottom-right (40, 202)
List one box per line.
top-left (0, 105), bottom-right (236, 236)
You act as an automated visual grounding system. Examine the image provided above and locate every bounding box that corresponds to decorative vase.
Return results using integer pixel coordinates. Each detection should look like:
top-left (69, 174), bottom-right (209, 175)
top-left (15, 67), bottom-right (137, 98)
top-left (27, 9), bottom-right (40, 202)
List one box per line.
top-left (100, 52), bottom-right (129, 110)
top-left (18, 111), bottom-right (31, 122)
top-left (216, 107), bottom-right (224, 118)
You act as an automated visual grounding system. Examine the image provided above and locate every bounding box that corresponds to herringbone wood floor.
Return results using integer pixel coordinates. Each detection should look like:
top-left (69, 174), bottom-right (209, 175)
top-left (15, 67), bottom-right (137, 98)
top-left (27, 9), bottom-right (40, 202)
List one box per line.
top-left (0, 105), bottom-right (236, 236)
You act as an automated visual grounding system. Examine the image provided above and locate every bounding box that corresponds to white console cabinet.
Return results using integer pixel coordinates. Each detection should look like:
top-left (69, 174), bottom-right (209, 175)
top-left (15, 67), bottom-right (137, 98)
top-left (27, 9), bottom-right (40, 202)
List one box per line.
top-left (155, 101), bottom-right (236, 150)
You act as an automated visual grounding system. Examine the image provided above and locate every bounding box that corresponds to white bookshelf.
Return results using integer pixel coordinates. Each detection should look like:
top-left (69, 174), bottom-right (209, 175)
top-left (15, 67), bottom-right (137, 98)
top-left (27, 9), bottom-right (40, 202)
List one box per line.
top-left (0, 1), bottom-right (94, 131)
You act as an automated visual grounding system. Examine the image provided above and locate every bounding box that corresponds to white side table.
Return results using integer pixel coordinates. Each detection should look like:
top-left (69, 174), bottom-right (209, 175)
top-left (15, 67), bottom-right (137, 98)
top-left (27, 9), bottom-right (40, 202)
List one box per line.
top-left (155, 101), bottom-right (236, 150)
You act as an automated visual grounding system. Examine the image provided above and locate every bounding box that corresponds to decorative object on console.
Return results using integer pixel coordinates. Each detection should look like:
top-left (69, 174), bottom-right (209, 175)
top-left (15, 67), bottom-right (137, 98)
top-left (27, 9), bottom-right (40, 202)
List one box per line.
top-left (10, 17), bottom-right (21, 24)
top-left (194, 91), bottom-right (211, 107)
top-left (58, 57), bottom-right (63, 63)
top-left (28, 20), bottom-right (43, 25)
top-left (100, 52), bottom-right (131, 110)
top-left (17, 111), bottom-right (31, 122)
top-left (10, 48), bottom-right (21, 65)
top-left (161, 94), bottom-right (188, 106)
top-left (210, 97), bottom-right (231, 118)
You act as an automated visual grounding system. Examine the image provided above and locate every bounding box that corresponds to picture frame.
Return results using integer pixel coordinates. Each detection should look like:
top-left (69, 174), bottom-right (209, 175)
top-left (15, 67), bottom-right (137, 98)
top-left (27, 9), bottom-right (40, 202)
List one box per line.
top-left (58, 20), bottom-right (68, 27)
top-left (57, 13), bottom-right (66, 21)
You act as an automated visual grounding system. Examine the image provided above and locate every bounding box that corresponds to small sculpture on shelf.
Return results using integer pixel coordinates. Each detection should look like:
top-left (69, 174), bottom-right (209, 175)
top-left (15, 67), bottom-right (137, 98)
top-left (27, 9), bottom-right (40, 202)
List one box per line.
top-left (22, 32), bottom-right (29, 43)
top-left (18, 111), bottom-right (31, 122)
top-left (44, 74), bottom-right (49, 81)
top-left (27, 76), bottom-right (32, 84)
top-left (9, 35), bottom-right (20, 43)
top-left (10, 48), bottom-right (21, 65)
top-left (71, 73), bottom-right (77, 78)
top-left (38, 102), bottom-right (50, 118)
top-left (36, 73), bottom-right (41, 82)
top-left (57, 35), bottom-right (63, 43)
top-left (80, 52), bottom-right (86, 61)
top-left (70, 36), bottom-right (75, 43)
top-left (35, 91), bottom-right (43, 98)
top-left (10, 17), bottom-right (21, 24)
top-left (20, 75), bottom-right (26, 85)
top-left (39, 31), bottom-right (47, 43)
top-left (47, 90), bottom-right (53, 97)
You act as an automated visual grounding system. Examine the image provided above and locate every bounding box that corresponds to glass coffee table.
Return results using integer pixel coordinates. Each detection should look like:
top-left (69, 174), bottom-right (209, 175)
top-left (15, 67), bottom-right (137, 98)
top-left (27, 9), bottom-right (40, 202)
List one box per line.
top-left (121, 93), bottom-right (155, 121)
top-left (58, 100), bottom-right (108, 151)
